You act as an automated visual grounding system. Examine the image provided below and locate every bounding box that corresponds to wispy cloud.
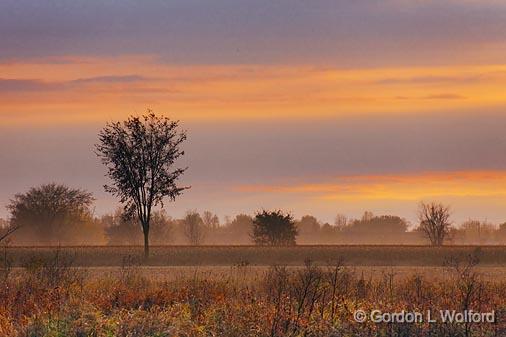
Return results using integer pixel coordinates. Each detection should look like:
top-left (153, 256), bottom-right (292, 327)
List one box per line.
top-left (0, 74), bottom-right (148, 93)
top-left (71, 75), bottom-right (147, 84)
top-left (236, 171), bottom-right (506, 201)
top-left (1, 59), bottom-right (506, 124)
top-left (0, 78), bottom-right (61, 92)
top-left (422, 93), bottom-right (466, 100)
top-left (377, 75), bottom-right (480, 85)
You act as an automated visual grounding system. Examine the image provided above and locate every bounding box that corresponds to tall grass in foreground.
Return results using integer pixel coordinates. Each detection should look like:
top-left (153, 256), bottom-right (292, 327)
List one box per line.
top-left (0, 250), bottom-right (504, 336)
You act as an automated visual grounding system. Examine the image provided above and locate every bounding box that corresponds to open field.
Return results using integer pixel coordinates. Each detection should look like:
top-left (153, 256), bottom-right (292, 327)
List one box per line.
top-left (4, 245), bottom-right (506, 267)
top-left (1, 247), bottom-right (505, 337)
top-left (2, 245), bottom-right (505, 336)
top-left (33, 265), bottom-right (502, 284)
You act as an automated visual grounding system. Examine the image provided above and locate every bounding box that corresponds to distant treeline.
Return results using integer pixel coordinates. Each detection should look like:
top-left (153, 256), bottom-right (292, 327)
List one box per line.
top-left (1, 185), bottom-right (506, 246)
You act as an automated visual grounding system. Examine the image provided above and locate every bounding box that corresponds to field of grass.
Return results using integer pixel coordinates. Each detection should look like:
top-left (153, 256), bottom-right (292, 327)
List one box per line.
top-left (4, 245), bottom-right (506, 267)
top-left (72, 265), bottom-right (506, 283)
top-left (1, 245), bottom-right (505, 336)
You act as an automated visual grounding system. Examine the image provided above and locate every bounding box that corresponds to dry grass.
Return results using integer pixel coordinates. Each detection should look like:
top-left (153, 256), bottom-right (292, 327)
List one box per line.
top-left (7, 265), bottom-right (497, 285)
top-left (1, 247), bottom-right (505, 336)
top-left (5, 245), bottom-right (506, 266)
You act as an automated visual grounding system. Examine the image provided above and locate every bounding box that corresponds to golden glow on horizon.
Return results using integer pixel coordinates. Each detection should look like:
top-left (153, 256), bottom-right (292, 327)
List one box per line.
top-left (236, 170), bottom-right (506, 201)
top-left (1, 56), bottom-right (506, 125)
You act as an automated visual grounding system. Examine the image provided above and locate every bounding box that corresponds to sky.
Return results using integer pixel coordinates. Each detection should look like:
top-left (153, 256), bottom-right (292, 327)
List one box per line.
top-left (1, 0), bottom-right (506, 225)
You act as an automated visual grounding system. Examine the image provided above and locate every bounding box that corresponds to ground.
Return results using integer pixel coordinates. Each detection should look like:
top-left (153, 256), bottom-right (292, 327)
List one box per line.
top-left (1, 245), bottom-right (505, 336)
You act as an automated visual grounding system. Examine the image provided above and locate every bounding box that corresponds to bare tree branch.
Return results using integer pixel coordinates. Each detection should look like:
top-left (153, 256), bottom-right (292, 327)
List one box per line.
top-left (0, 224), bottom-right (21, 243)
top-left (418, 201), bottom-right (451, 246)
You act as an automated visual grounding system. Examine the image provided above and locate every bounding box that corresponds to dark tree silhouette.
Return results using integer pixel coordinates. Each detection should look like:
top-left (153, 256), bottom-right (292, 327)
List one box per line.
top-left (95, 112), bottom-right (188, 258)
top-left (418, 201), bottom-right (451, 246)
top-left (7, 183), bottom-right (94, 244)
top-left (252, 210), bottom-right (298, 246)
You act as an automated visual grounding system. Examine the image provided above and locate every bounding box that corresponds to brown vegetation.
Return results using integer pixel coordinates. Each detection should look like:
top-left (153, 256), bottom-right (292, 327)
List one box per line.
top-left (3, 245), bottom-right (506, 267)
top-left (0, 249), bottom-right (504, 336)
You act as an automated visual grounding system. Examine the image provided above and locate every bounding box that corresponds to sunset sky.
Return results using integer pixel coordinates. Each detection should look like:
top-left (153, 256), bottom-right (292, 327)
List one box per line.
top-left (1, 0), bottom-right (506, 225)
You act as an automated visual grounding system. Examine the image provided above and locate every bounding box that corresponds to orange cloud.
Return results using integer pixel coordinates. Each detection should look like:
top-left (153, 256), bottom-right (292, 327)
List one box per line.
top-left (1, 56), bottom-right (506, 125)
top-left (236, 170), bottom-right (506, 201)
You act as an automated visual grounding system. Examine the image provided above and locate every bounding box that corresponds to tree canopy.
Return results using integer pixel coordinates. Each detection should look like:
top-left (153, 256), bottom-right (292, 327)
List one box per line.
top-left (7, 183), bottom-right (94, 244)
top-left (252, 210), bottom-right (298, 246)
top-left (418, 201), bottom-right (451, 246)
top-left (95, 112), bottom-right (188, 257)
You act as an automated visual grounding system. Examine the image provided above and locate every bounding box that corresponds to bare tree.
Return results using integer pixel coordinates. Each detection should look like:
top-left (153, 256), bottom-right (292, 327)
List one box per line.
top-left (459, 220), bottom-right (496, 244)
top-left (418, 201), bottom-right (451, 246)
top-left (182, 210), bottom-right (206, 245)
top-left (202, 210), bottom-right (219, 230)
top-left (95, 112), bottom-right (188, 258)
top-left (334, 213), bottom-right (348, 229)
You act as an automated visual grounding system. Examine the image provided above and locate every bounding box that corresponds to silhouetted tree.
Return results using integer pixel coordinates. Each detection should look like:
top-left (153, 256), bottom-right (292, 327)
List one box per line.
top-left (182, 210), bottom-right (205, 245)
top-left (418, 201), bottom-right (451, 246)
top-left (7, 183), bottom-right (94, 244)
top-left (95, 112), bottom-right (188, 258)
top-left (252, 210), bottom-right (297, 246)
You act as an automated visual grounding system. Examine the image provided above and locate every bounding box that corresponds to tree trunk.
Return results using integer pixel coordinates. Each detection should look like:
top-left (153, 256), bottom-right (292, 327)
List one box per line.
top-left (143, 227), bottom-right (149, 260)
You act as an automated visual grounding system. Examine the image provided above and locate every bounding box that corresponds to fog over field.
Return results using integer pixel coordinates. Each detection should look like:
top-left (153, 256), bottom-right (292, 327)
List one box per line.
top-left (1, 1), bottom-right (506, 336)
top-left (2, 111), bottom-right (506, 226)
